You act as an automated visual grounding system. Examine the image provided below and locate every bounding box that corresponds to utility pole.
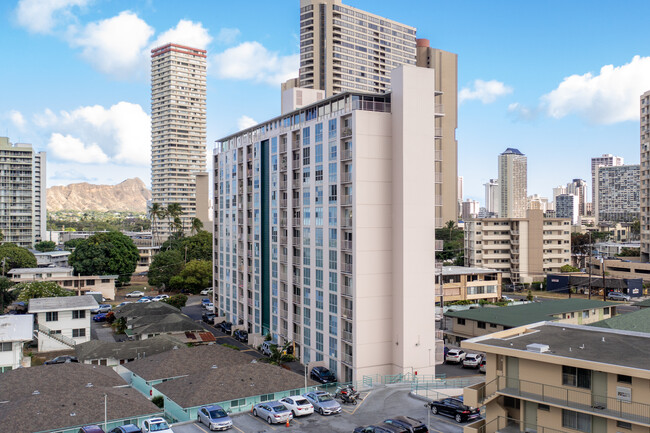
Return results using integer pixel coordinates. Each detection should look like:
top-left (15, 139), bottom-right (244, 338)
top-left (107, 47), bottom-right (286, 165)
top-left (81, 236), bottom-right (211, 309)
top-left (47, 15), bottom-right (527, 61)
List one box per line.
top-left (588, 231), bottom-right (592, 299)
top-left (602, 258), bottom-right (607, 301)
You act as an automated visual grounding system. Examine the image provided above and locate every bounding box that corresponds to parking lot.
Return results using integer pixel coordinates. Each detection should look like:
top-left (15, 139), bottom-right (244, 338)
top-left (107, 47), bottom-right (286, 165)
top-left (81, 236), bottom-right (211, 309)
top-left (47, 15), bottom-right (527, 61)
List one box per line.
top-left (172, 386), bottom-right (470, 433)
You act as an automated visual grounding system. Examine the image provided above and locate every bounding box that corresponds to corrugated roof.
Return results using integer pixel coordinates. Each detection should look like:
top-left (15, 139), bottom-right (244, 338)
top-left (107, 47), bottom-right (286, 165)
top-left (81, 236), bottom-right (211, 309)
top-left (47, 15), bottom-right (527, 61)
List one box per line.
top-left (0, 314), bottom-right (34, 342)
top-left (445, 299), bottom-right (617, 328)
top-left (633, 298), bottom-right (650, 308)
top-left (28, 295), bottom-right (98, 313)
top-left (590, 308), bottom-right (650, 334)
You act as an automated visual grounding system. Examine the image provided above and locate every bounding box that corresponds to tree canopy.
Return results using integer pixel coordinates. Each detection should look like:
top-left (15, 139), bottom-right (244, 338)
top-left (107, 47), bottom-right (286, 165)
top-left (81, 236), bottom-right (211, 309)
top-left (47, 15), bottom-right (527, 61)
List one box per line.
top-left (162, 293), bottom-right (188, 309)
top-left (63, 238), bottom-right (86, 251)
top-left (148, 249), bottom-right (184, 289)
top-left (161, 230), bottom-right (212, 262)
top-left (34, 241), bottom-right (56, 252)
top-left (169, 260), bottom-right (211, 294)
top-left (435, 220), bottom-right (464, 265)
top-left (16, 281), bottom-right (75, 303)
top-left (68, 231), bottom-right (139, 284)
top-left (0, 243), bottom-right (37, 273)
top-left (0, 277), bottom-right (16, 312)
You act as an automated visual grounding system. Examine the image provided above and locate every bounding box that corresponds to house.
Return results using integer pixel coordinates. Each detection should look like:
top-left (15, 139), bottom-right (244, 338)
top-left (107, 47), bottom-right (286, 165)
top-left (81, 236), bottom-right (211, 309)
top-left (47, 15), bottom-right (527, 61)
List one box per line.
top-left (463, 322), bottom-right (650, 433)
top-left (633, 298), bottom-right (650, 309)
top-left (0, 362), bottom-right (162, 433)
top-left (28, 295), bottom-right (98, 352)
top-left (34, 250), bottom-right (71, 268)
top-left (9, 267), bottom-right (118, 300)
top-left (0, 315), bottom-right (33, 372)
top-left (114, 302), bottom-right (211, 342)
top-left (437, 266), bottom-right (502, 303)
top-left (75, 334), bottom-right (185, 366)
top-left (444, 299), bottom-right (617, 344)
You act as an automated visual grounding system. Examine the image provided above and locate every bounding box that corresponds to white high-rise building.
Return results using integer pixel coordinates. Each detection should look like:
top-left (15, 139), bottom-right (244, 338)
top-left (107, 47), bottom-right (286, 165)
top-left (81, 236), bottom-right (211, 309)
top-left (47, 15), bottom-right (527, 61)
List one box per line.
top-left (595, 165), bottom-right (640, 224)
top-left (214, 66), bottom-right (437, 382)
top-left (484, 179), bottom-right (499, 215)
top-left (591, 154), bottom-right (623, 208)
top-left (641, 91), bottom-right (650, 261)
top-left (555, 193), bottom-right (579, 225)
top-left (461, 199), bottom-right (479, 221)
top-left (150, 43), bottom-right (207, 239)
top-left (498, 148), bottom-right (527, 218)
top-left (566, 178), bottom-right (587, 216)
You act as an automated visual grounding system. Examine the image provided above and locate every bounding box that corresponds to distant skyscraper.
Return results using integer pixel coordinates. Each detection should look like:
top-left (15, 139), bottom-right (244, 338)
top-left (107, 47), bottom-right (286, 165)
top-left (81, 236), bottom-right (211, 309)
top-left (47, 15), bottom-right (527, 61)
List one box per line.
top-left (641, 91), bottom-right (650, 261)
top-left (567, 179), bottom-right (587, 216)
top-left (150, 43), bottom-right (207, 239)
top-left (498, 148), bottom-right (527, 218)
top-left (484, 179), bottom-right (499, 214)
top-left (461, 199), bottom-right (479, 221)
top-left (591, 154), bottom-right (623, 207)
top-left (595, 165), bottom-right (640, 224)
top-left (555, 194), bottom-right (579, 225)
top-left (0, 137), bottom-right (46, 248)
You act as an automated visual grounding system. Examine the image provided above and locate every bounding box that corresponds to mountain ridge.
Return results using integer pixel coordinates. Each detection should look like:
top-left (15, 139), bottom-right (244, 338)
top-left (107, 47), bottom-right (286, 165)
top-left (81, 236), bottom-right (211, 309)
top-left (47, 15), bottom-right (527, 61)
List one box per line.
top-left (47, 178), bottom-right (151, 213)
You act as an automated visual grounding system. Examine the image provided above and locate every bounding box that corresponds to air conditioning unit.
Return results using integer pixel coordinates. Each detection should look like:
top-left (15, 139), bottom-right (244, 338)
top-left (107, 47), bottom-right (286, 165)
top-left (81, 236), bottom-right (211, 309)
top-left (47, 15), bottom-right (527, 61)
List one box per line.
top-left (526, 343), bottom-right (549, 353)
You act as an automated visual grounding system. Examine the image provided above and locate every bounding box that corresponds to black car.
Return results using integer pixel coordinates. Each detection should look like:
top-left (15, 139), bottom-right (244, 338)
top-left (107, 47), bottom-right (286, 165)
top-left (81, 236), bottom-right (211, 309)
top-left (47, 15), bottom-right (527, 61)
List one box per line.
top-left (108, 425), bottom-right (140, 433)
top-left (217, 321), bottom-right (233, 333)
top-left (45, 355), bottom-right (79, 365)
top-left (383, 416), bottom-right (429, 433)
top-left (426, 398), bottom-right (481, 423)
top-left (310, 366), bottom-right (337, 384)
top-left (202, 312), bottom-right (216, 324)
top-left (354, 426), bottom-right (394, 433)
top-left (233, 329), bottom-right (248, 343)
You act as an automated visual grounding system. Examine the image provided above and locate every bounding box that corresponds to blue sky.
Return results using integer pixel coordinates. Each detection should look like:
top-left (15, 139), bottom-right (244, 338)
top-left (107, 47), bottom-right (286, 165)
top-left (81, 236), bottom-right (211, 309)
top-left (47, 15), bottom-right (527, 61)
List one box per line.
top-left (1, 0), bottom-right (650, 205)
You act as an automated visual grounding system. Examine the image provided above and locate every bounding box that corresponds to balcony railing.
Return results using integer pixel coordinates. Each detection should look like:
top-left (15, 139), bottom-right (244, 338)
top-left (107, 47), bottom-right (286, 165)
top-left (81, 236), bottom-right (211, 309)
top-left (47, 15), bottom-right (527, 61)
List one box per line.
top-left (341, 240), bottom-right (352, 251)
top-left (341, 149), bottom-right (352, 160)
top-left (340, 172), bottom-right (352, 183)
top-left (465, 416), bottom-right (565, 433)
top-left (342, 352), bottom-right (353, 365)
top-left (292, 179), bottom-right (301, 188)
top-left (341, 263), bottom-right (353, 274)
top-left (342, 330), bottom-right (353, 343)
top-left (341, 218), bottom-right (353, 228)
top-left (341, 195), bottom-right (352, 206)
top-left (342, 307), bottom-right (353, 319)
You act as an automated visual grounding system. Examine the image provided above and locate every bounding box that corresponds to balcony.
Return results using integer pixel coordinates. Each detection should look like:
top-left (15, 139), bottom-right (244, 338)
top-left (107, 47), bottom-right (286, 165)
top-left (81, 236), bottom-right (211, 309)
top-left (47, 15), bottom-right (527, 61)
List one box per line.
top-left (341, 195), bottom-right (352, 206)
top-left (279, 142), bottom-right (287, 153)
top-left (292, 275), bottom-right (301, 285)
top-left (341, 128), bottom-right (352, 138)
top-left (340, 172), bottom-right (352, 183)
top-left (342, 352), bottom-right (353, 365)
top-left (341, 263), bottom-right (353, 274)
top-left (280, 290), bottom-right (288, 301)
top-left (292, 140), bottom-right (300, 150)
top-left (341, 282), bottom-right (353, 298)
top-left (293, 218), bottom-right (301, 226)
top-left (341, 149), bottom-right (352, 160)
top-left (464, 416), bottom-right (564, 433)
top-left (434, 104), bottom-right (444, 115)
top-left (292, 179), bottom-right (301, 189)
top-left (342, 307), bottom-right (353, 319)
top-left (280, 199), bottom-right (287, 207)
top-left (292, 237), bottom-right (301, 246)
top-left (341, 240), bottom-right (352, 251)
top-left (342, 330), bottom-right (353, 343)
top-left (341, 218), bottom-right (353, 229)
top-left (280, 180), bottom-right (287, 189)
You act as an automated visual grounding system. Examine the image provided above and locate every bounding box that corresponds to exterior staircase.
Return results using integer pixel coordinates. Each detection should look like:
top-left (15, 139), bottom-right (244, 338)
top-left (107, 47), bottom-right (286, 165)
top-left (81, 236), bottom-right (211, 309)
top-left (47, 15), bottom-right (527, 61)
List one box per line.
top-left (34, 323), bottom-right (76, 348)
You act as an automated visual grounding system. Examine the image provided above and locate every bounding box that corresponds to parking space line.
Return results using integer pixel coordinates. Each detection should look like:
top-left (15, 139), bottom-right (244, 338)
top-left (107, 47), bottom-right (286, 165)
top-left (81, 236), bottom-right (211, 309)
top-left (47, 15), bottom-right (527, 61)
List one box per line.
top-left (247, 413), bottom-right (277, 430)
top-left (348, 390), bottom-right (371, 416)
top-left (194, 423), bottom-right (211, 433)
top-left (232, 425), bottom-right (246, 433)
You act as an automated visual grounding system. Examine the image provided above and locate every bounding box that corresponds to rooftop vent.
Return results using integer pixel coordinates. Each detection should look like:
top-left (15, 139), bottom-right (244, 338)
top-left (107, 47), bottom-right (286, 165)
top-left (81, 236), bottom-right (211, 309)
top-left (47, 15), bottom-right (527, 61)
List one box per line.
top-left (526, 343), bottom-right (549, 353)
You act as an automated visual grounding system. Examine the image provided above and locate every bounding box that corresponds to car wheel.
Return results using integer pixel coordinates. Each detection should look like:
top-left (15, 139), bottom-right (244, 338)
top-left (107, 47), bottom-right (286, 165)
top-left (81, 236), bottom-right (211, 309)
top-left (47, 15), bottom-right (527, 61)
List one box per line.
top-left (319, 407), bottom-right (325, 415)
top-left (293, 409), bottom-right (298, 417)
top-left (455, 414), bottom-right (463, 423)
top-left (252, 409), bottom-right (257, 417)
top-left (431, 406), bottom-right (438, 415)
top-left (267, 416), bottom-right (273, 424)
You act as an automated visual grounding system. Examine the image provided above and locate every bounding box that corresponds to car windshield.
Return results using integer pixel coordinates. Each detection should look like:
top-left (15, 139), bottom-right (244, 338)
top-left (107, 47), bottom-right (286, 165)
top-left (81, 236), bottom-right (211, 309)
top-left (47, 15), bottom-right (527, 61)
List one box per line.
top-left (149, 421), bottom-right (169, 431)
top-left (272, 405), bottom-right (286, 412)
top-left (317, 394), bottom-right (333, 402)
top-left (295, 399), bottom-right (309, 405)
top-left (209, 408), bottom-right (227, 418)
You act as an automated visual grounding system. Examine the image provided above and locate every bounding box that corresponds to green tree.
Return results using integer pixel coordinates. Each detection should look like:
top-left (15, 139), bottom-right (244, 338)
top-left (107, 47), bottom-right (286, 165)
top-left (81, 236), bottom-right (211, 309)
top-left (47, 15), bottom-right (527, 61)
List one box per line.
top-left (162, 293), bottom-right (188, 309)
top-left (34, 241), bottom-right (56, 252)
top-left (0, 243), bottom-right (37, 274)
top-left (435, 222), bottom-right (464, 264)
top-left (560, 264), bottom-right (580, 273)
top-left (618, 247), bottom-right (640, 257)
top-left (190, 217), bottom-right (204, 235)
top-left (0, 277), bottom-right (16, 313)
top-left (631, 220), bottom-right (640, 240)
top-left (571, 233), bottom-right (591, 269)
top-left (68, 231), bottom-right (139, 284)
top-left (149, 202), bottom-right (166, 246)
top-left (16, 281), bottom-right (74, 303)
top-left (148, 249), bottom-right (184, 289)
top-left (161, 230), bottom-right (212, 262)
top-left (169, 260), bottom-right (211, 294)
top-left (526, 289), bottom-right (534, 302)
top-left (63, 238), bottom-right (86, 251)
top-left (166, 203), bottom-right (184, 234)
top-left (264, 341), bottom-right (295, 366)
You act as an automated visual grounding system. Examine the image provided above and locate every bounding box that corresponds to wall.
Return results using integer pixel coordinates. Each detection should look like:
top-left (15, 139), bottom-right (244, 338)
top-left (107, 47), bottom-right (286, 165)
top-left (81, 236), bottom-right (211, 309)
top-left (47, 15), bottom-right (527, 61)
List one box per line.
top-left (37, 309), bottom-right (91, 351)
top-left (0, 341), bottom-right (27, 371)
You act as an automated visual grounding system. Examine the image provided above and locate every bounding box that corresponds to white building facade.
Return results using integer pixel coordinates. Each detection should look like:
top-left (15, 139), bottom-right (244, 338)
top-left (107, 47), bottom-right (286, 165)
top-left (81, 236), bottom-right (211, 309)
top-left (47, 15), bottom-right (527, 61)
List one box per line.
top-left (498, 148), bottom-right (527, 218)
top-left (0, 315), bottom-right (33, 372)
top-left (594, 164), bottom-right (640, 224)
top-left (555, 193), bottom-right (579, 225)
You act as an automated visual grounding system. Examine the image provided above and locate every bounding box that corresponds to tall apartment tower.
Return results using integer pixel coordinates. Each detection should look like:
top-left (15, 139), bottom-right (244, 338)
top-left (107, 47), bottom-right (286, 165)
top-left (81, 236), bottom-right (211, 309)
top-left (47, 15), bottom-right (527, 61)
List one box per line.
top-left (150, 43), bottom-right (207, 239)
top-left (484, 179), bottom-right (499, 214)
top-left (555, 193), bottom-right (579, 225)
top-left (566, 178), bottom-right (587, 216)
top-left (498, 148), bottom-right (527, 218)
top-left (591, 153), bottom-right (623, 208)
top-left (641, 91), bottom-right (650, 261)
top-left (214, 66), bottom-right (437, 382)
top-left (0, 137), bottom-right (46, 248)
top-left (595, 164), bottom-right (640, 224)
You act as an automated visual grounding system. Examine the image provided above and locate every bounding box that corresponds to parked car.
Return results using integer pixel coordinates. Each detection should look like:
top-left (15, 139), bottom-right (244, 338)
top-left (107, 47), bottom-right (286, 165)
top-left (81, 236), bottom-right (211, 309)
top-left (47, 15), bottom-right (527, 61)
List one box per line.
top-left (137, 297), bottom-right (152, 303)
top-left (426, 397), bottom-right (481, 423)
top-left (303, 391), bottom-right (342, 415)
top-left (91, 304), bottom-right (112, 314)
top-left (197, 404), bottom-right (233, 431)
top-left (93, 313), bottom-right (109, 322)
top-left (204, 302), bottom-right (214, 311)
top-left (354, 426), bottom-right (394, 433)
top-left (140, 417), bottom-right (173, 433)
top-left (233, 329), bottom-right (248, 343)
top-left (501, 295), bottom-right (514, 302)
top-left (261, 341), bottom-right (276, 356)
top-left (479, 358), bottom-right (486, 374)
top-left (310, 366), bottom-right (337, 384)
top-left (202, 312), bottom-right (216, 324)
top-left (280, 395), bottom-right (314, 417)
top-left (462, 353), bottom-right (483, 369)
top-left (445, 349), bottom-right (466, 364)
top-left (607, 291), bottom-right (631, 302)
top-left (107, 425), bottom-right (140, 433)
top-left (252, 401), bottom-right (293, 424)
top-left (116, 301), bottom-right (132, 307)
top-left (200, 288), bottom-right (213, 295)
top-left (78, 425), bottom-right (105, 433)
top-left (383, 416), bottom-right (429, 433)
top-left (125, 291), bottom-right (144, 298)
top-left (45, 355), bottom-right (79, 365)
top-left (152, 294), bottom-right (169, 302)
top-left (217, 321), bottom-right (232, 333)
top-left (201, 298), bottom-right (211, 305)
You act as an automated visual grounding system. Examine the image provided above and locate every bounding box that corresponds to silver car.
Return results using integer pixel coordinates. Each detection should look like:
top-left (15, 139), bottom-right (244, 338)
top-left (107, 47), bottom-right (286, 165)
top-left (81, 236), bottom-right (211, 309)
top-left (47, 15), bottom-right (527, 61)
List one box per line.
top-left (303, 391), bottom-right (342, 415)
top-left (252, 401), bottom-right (293, 424)
top-left (197, 404), bottom-right (233, 431)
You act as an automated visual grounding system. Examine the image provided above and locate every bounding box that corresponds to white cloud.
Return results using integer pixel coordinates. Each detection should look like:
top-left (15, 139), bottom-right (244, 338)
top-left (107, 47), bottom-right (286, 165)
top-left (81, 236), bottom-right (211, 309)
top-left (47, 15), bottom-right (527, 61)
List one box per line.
top-left (542, 55), bottom-right (650, 124)
top-left (212, 41), bottom-right (299, 86)
top-left (38, 102), bottom-right (150, 166)
top-left (507, 102), bottom-right (539, 121)
top-left (48, 133), bottom-right (109, 163)
top-left (69, 11), bottom-right (154, 79)
top-left (9, 110), bottom-right (26, 129)
top-left (237, 115), bottom-right (258, 130)
top-left (15, 0), bottom-right (89, 34)
top-left (459, 79), bottom-right (513, 104)
top-left (216, 27), bottom-right (240, 44)
top-left (151, 19), bottom-right (212, 50)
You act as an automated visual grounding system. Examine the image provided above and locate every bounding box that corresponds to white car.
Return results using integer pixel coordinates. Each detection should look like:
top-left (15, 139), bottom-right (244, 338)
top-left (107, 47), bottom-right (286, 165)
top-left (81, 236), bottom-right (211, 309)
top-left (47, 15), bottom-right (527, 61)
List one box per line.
top-left (125, 291), bottom-right (145, 298)
top-left (445, 349), bottom-right (466, 364)
top-left (200, 288), bottom-right (213, 295)
top-left (203, 302), bottom-right (214, 310)
top-left (280, 395), bottom-right (314, 417)
top-left (462, 353), bottom-right (483, 369)
top-left (141, 417), bottom-right (173, 433)
top-left (152, 294), bottom-right (169, 302)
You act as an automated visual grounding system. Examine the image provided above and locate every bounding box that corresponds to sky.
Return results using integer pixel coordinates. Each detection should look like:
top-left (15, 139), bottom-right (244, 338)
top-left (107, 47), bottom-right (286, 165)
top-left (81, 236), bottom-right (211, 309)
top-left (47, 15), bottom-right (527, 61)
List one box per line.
top-left (1, 0), bottom-right (650, 205)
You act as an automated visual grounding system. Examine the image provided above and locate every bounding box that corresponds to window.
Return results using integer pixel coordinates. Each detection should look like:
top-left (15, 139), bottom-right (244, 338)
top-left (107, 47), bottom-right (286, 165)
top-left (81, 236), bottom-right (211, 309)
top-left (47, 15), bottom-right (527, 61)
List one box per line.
top-left (562, 409), bottom-right (591, 432)
top-left (457, 318), bottom-right (466, 325)
top-left (0, 342), bottom-right (12, 352)
top-left (538, 404), bottom-right (550, 411)
top-left (582, 310), bottom-right (589, 319)
top-left (45, 312), bottom-right (58, 322)
top-left (503, 396), bottom-right (520, 409)
top-left (617, 374), bottom-right (632, 384)
top-left (477, 321), bottom-right (486, 329)
top-left (616, 421), bottom-right (632, 429)
top-left (603, 307), bottom-right (610, 315)
top-left (72, 310), bottom-right (86, 319)
top-left (72, 329), bottom-right (86, 338)
top-left (562, 366), bottom-right (591, 389)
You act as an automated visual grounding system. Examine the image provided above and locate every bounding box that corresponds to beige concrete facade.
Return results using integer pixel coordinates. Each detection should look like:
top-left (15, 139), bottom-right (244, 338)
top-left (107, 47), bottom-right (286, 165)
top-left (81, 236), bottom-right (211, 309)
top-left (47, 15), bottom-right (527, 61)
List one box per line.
top-left (592, 153), bottom-right (624, 213)
top-left (498, 148), bottom-right (527, 219)
top-left (9, 268), bottom-right (117, 300)
top-left (151, 44), bottom-right (207, 239)
top-left (463, 323), bottom-right (650, 433)
top-left (464, 209), bottom-right (571, 283)
top-left (438, 266), bottom-right (502, 304)
top-left (194, 172), bottom-right (212, 233)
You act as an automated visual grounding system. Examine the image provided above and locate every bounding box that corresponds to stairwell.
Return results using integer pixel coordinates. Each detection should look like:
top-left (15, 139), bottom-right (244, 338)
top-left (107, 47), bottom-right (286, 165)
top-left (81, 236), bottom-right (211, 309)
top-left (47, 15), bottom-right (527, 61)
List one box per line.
top-left (34, 323), bottom-right (76, 349)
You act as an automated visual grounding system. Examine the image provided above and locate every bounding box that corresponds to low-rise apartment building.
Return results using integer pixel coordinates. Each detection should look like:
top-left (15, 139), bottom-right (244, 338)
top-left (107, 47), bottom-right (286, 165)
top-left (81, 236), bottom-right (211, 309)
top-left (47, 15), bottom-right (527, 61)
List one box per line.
top-left (9, 267), bottom-right (117, 300)
top-left (464, 209), bottom-right (571, 283)
top-left (438, 266), bottom-right (502, 304)
top-left (463, 322), bottom-right (650, 433)
top-left (34, 250), bottom-right (71, 268)
top-left (444, 299), bottom-right (616, 344)
top-left (0, 315), bottom-right (33, 372)
top-left (28, 295), bottom-right (98, 351)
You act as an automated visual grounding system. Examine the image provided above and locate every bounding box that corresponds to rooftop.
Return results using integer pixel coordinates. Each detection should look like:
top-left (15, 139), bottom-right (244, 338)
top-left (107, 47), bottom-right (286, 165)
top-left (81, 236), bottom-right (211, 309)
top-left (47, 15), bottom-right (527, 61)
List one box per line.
top-left (501, 147), bottom-right (524, 155)
top-left (114, 301), bottom-right (179, 318)
top-left (633, 298), bottom-right (650, 308)
top-left (28, 295), bottom-right (98, 313)
top-left (590, 307), bottom-right (650, 334)
top-left (124, 343), bottom-right (253, 381)
top-left (445, 299), bottom-right (617, 328)
top-left (33, 251), bottom-right (71, 257)
top-left (75, 334), bottom-right (186, 362)
top-left (8, 267), bottom-right (73, 275)
top-left (127, 312), bottom-right (204, 336)
top-left (154, 362), bottom-right (318, 409)
top-left (0, 314), bottom-right (34, 342)
top-left (442, 266), bottom-right (501, 276)
top-left (0, 363), bottom-right (161, 432)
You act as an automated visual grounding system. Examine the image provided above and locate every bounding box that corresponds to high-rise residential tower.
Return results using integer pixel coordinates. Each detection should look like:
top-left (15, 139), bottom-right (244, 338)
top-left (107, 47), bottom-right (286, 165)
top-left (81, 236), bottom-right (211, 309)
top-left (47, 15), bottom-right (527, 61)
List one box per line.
top-left (214, 66), bottom-right (437, 382)
top-left (555, 193), bottom-right (579, 225)
top-left (498, 148), bottom-right (527, 218)
top-left (566, 178), bottom-right (587, 216)
top-left (595, 165), bottom-right (640, 224)
top-left (150, 43), bottom-right (207, 239)
top-left (591, 153), bottom-right (623, 208)
top-left (641, 91), bottom-right (650, 261)
top-left (0, 137), bottom-right (46, 248)
top-left (484, 179), bottom-right (499, 215)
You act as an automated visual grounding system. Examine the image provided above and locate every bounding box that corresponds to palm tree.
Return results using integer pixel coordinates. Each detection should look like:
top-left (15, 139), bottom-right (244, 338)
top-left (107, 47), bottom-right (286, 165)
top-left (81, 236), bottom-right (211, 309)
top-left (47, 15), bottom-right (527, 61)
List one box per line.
top-left (190, 217), bottom-right (204, 235)
top-left (166, 203), bottom-right (183, 235)
top-left (150, 202), bottom-right (162, 246)
top-left (445, 220), bottom-right (456, 241)
top-left (265, 341), bottom-right (295, 366)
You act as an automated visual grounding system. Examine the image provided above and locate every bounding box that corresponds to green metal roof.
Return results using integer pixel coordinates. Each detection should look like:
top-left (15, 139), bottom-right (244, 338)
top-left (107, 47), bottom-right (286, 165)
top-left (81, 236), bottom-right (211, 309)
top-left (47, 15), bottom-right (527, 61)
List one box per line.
top-left (590, 308), bottom-right (650, 334)
top-left (445, 299), bottom-right (618, 328)
top-left (632, 298), bottom-right (650, 308)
